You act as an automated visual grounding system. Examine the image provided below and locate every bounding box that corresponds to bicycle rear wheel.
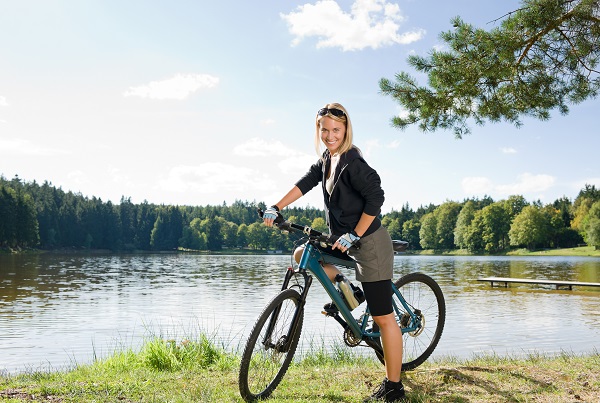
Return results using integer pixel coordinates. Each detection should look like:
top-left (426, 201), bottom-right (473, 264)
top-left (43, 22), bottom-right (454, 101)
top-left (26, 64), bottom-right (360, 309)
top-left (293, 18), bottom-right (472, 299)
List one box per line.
top-left (395, 272), bottom-right (445, 370)
top-left (239, 288), bottom-right (304, 401)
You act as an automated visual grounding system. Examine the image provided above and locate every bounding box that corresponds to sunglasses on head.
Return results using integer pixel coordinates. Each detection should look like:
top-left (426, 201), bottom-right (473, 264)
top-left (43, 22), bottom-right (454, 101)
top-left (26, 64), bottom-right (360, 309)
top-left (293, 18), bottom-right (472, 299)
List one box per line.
top-left (317, 107), bottom-right (346, 118)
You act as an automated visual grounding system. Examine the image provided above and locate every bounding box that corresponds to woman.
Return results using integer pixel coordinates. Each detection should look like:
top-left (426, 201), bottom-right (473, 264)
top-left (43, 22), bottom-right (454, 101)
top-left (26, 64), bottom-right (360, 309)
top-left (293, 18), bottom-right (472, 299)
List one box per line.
top-left (262, 102), bottom-right (406, 402)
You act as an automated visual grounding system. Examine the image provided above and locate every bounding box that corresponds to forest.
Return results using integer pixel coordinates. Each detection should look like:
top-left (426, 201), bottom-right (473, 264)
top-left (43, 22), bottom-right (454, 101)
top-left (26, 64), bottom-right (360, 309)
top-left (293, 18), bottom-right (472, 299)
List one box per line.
top-left (1, 175), bottom-right (600, 253)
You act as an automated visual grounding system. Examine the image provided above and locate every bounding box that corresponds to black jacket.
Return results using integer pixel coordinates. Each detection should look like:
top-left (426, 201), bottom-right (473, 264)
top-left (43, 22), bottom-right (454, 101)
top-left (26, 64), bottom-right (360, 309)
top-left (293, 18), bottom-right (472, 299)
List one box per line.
top-left (295, 147), bottom-right (384, 237)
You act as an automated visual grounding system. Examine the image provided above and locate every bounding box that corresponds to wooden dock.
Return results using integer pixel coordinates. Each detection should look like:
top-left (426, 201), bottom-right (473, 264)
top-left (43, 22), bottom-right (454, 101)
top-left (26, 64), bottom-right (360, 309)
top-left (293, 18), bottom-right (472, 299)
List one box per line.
top-left (477, 276), bottom-right (600, 290)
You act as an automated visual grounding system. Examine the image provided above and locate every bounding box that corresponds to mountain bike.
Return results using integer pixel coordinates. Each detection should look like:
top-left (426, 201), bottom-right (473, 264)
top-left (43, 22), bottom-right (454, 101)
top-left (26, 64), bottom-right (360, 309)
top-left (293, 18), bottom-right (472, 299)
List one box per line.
top-left (238, 211), bottom-right (445, 401)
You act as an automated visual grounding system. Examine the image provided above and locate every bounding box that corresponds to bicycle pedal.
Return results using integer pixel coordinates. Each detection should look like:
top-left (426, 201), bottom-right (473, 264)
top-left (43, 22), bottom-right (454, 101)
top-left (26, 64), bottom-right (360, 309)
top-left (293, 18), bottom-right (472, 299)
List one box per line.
top-left (322, 302), bottom-right (338, 316)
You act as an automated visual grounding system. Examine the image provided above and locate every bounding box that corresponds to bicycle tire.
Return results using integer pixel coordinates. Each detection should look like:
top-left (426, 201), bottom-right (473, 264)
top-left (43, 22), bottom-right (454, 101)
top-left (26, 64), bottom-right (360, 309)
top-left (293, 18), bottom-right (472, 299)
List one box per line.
top-left (395, 272), bottom-right (445, 370)
top-left (239, 288), bottom-right (304, 401)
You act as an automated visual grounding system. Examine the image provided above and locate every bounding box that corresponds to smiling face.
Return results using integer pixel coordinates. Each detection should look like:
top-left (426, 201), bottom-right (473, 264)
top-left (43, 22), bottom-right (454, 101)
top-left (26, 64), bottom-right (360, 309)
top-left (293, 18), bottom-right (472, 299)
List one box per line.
top-left (319, 116), bottom-right (346, 155)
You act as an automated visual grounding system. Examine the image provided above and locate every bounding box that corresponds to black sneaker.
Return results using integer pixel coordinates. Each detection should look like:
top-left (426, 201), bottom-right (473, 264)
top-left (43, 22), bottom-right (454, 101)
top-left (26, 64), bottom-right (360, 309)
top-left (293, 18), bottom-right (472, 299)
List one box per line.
top-left (364, 378), bottom-right (406, 402)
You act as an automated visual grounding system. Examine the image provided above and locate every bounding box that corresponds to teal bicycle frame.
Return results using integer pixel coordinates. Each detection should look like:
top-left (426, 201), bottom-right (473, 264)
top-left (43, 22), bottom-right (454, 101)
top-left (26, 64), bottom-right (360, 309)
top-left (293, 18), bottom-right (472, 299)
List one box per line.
top-left (294, 241), bottom-right (421, 341)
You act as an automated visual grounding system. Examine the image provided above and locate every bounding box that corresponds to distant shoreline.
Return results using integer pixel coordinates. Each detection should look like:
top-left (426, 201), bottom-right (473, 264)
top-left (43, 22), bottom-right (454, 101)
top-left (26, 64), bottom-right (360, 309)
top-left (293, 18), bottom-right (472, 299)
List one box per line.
top-left (2, 245), bottom-right (599, 257)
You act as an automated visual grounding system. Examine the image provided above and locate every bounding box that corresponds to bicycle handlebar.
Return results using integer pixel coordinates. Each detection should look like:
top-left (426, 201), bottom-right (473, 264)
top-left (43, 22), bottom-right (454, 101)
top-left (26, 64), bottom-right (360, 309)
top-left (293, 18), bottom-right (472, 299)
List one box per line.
top-left (258, 209), bottom-right (359, 249)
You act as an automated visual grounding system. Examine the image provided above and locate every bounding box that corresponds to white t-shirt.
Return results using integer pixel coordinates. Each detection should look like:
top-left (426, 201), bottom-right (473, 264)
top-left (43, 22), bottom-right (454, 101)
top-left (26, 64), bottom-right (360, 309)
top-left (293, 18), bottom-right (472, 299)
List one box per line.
top-left (326, 153), bottom-right (340, 195)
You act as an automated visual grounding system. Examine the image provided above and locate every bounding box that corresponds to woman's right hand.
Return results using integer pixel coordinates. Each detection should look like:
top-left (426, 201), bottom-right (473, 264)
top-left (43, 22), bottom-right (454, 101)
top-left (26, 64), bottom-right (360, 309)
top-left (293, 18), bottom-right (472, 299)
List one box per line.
top-left (262, 205), bottom-right (279, 227)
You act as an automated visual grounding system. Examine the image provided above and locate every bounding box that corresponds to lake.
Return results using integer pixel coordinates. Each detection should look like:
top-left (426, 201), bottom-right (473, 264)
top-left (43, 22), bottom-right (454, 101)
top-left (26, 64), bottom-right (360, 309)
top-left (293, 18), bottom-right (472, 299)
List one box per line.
top-left (1, 252), bottom-right (599, 374)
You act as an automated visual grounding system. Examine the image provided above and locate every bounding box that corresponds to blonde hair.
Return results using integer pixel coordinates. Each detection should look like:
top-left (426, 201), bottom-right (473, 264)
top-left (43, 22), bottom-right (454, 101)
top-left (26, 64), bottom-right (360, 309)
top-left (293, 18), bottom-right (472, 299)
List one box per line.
top-left (314, 102), bottom-right (355, 159)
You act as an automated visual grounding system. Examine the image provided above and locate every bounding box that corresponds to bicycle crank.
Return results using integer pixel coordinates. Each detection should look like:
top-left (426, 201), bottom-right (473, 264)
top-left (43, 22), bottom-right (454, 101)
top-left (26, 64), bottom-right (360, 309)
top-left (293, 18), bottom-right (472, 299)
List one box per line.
top-left (343, 327), bottom-right (361, 347)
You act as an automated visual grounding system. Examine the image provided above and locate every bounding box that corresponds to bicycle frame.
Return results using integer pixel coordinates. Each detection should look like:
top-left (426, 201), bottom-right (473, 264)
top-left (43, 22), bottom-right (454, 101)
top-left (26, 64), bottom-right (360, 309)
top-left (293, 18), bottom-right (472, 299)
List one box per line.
top-left (293, 241), bottom-right (421, 340)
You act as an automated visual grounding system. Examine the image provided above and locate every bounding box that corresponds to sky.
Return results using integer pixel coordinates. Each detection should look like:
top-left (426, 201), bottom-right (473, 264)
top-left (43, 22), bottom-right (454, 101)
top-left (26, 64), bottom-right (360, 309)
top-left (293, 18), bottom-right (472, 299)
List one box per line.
top-left (1, 0), bottom-right (599, 213)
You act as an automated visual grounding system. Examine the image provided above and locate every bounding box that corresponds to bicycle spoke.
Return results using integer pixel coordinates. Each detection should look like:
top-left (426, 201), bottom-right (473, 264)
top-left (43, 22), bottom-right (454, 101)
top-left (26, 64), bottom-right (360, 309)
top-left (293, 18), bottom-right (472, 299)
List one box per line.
top-left (394, 273), bottom-right (445, 370)
top-left (239, 289), bottom-right (304, 401)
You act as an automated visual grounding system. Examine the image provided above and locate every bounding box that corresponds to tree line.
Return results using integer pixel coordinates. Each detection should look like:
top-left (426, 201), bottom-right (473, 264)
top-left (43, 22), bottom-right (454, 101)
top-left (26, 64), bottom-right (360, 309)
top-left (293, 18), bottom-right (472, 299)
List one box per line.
top-left (1, 175), bottom-right (599, 253)
top-left (386, 186), bottom-right (600, 253)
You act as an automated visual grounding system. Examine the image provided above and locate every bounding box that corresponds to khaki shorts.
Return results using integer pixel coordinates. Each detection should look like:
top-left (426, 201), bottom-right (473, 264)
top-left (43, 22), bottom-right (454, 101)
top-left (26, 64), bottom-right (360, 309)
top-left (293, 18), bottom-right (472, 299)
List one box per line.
top-left (349, 225), bottom-right (394, 282)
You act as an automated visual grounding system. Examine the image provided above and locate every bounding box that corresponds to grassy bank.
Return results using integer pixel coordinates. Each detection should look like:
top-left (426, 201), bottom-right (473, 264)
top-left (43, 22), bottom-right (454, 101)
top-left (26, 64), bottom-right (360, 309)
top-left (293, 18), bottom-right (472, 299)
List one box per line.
top-left (413, 245), bottom-right (600, 257)
top-left (505, 245), bottom-right (600, 257)
top-left (1, 337), bottom-right (598, 402)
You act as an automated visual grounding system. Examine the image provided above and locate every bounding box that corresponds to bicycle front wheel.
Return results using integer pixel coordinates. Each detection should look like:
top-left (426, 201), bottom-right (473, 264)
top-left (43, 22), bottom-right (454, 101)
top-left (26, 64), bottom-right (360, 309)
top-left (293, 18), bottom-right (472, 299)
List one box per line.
top-left (239, 288), bottom-right (304, 401)
top-left (395, 272), bottom-right (445, 371)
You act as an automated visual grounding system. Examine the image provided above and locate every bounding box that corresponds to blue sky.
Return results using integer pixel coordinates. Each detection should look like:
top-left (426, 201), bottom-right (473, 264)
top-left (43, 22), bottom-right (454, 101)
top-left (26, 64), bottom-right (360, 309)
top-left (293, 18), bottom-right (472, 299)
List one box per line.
top-left (1, 0), bottom-right (599, 213)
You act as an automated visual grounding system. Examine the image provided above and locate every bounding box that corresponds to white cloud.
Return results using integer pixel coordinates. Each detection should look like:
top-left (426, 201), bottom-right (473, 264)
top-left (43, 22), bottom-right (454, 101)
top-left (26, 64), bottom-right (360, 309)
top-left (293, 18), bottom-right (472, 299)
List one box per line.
top-left (108, 166), bottom-right (135, 188)
top-left (362, 138), bottom-right (380, 157)
top-left (280, 0), bottom-right (425, 51)
top-left (500, 147), bottom-right (517, 154)
top-left (0, 96), bottom-right (8, 122)
top-left (233, 137), bottom-right (316, 174)
top-left (123, 73), bottom-right (219, 100)
top-left (156, 163), bottom-right (274, 194)
top-left (496, 173), bottom-right (555, 194)
top-left (461, 176), bottom-right (494, 195)
top-left (234, 136), bottom-right (396, 176)
top-left (233, 137), bottom-right (300, 157)
top-left (388, 139), bottom-right (401, 148)
top-left (462, 173), bottom-right (556, 198)
top-left (278, 154), bottom-right (317, 174)
top-left (260, 118), bottom-right (276, 126)
top-left (0, 137), bottom-right (69, 156)
top-left (66, 170), bottom-right (91, 186)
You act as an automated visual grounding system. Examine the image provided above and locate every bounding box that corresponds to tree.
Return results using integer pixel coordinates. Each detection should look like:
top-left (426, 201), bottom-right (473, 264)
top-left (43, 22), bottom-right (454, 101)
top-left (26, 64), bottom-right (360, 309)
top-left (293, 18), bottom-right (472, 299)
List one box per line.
top-left (385, 218), bottom-right (403, 240)
top-left (541, 204), bottom-right (571, 247)
top-left (150, 206), bottom-right (183, 250)
top-left (383, 203), bottom-right (415, 239)
top-left (135, 201), bottom-right (157, 250)
top-left (509, 205), bottom-right (547, 249)
top-left (503, 195), bottom-right (529, 219)
top-left (419, 212), bottom-right (438, 249)
top-left (221, 220), bottom-right (239, 248)
top-left (311, 217), bottom-right (329, 233)
top-left (0, 185), bottom-right (18, 247)
top-left (402, 219), bottom-right (421, 250)
top-left (200, 216), bottom-right (224, 251)
top-left (237, 223), bottom-right (249, 248)
top-left (179, 218), bottom-right (207, 250)
top-left (454, 201), bottom-right (476, 249)
top-left (435, 201), bottom-right (462, 249)
top-left (246, 222), bottom-right (270, 250)
top-left (582, 201), bottom-right (600, 249)
top-left (380, 0), bottom-right (600, 137)
top-left (552, 195), bottom-right (574, 227)
top-left (571, 197), bottom-right (594, 232)
top-left (119, 196), bottom-right (137, 250)
top-left (465, 202), bottom-right (511, 253)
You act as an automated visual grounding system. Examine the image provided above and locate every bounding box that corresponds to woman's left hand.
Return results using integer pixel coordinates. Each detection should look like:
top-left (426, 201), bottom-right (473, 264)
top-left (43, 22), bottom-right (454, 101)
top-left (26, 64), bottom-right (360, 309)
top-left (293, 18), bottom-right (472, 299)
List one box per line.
top-left (333, 231), bottom-right (360, 252)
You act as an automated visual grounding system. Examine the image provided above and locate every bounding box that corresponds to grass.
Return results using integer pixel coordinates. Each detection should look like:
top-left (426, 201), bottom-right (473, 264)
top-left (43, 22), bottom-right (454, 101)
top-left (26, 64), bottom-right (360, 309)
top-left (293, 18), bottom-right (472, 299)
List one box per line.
top-left (505, 245), bottom-right (600, 257)
top-left (1, 336), bottom-right (599, 402)
top-left (412, 245), bottom-right (600, 257)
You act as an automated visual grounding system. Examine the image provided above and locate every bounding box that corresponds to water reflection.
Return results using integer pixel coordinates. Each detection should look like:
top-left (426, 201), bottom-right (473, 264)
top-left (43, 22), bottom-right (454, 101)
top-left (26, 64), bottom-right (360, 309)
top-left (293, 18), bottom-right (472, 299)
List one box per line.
top-left (1, 253), bottom-right (599, 374)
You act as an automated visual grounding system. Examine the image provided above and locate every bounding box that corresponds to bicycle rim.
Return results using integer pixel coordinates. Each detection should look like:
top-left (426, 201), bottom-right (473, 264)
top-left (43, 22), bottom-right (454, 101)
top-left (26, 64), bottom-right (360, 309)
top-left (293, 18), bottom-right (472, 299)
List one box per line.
top-left (394, 272), bottom-right (446, 371)
top-left (239, 289), bottom-right (304, 401)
